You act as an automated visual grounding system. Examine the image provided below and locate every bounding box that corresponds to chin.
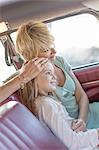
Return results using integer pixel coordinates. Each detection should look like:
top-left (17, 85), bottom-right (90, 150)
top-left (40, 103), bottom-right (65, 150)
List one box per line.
top-left (51, 86), bottom-right (56, 92)
top-left (50, 56), bottom-right (56, 61)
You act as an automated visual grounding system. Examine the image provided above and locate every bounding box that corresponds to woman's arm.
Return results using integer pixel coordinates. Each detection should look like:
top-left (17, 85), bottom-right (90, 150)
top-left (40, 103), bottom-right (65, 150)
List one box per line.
top-left (69, 69), bottom-right (89, 132)
top-left (0, 57), bottom-right (48, 103)
top-left (36, 98), bottom-right (99, 150)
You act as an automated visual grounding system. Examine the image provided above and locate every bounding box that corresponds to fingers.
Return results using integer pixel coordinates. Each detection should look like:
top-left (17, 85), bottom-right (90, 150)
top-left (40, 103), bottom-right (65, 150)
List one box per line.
top-left (25, 57), bottom-right (48, 67)
top-left (20, 57), bottom-right (49, 83)
top-left (40, 58), bottom-right (48, 66)
top-left (71, 119), bottom-right (86, 132)
top-left (25, 57), bottom-right (48, 72)
top-left (25, 57), bottom-right (38, 64)
top-left (29, 57), bottom-right (48, 75)
top-left (32, 57), bottom-right (39, 62)
top-left (32, 57), bottom-right (48, 71)
top-left (33, 57), bottom-right (48, 65)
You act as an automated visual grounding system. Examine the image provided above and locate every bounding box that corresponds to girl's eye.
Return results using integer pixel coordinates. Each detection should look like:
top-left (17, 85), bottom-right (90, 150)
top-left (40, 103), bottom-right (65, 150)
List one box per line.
top-left (46, 71), bottom-right (51, 75)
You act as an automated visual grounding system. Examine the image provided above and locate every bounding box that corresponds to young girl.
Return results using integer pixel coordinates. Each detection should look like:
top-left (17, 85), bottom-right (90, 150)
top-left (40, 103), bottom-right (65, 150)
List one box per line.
top-left (19, 61), bottom-right (99, 150)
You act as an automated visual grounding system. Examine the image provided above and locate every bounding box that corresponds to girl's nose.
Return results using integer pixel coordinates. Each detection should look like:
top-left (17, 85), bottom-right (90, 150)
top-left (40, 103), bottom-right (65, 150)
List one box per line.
top-left (52, 74), bottom-right (57, 80)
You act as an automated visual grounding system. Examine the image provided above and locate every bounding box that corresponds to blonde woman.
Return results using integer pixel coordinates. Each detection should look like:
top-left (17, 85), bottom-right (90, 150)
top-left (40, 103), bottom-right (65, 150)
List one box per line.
top-left (19, 60), bottom-right (99, 150)
top-left (16, 21), bottom-right (99, 131)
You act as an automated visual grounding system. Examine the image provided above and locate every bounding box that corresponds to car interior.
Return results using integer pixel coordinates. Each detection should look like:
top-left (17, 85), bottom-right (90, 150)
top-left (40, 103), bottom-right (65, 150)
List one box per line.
top-left (0, 0), bottom-right (99, 149)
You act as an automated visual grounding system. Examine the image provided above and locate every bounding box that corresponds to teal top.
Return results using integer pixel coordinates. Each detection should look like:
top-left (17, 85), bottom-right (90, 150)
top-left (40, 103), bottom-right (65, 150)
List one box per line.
top-left (54, 56), bottom-right (99, 129)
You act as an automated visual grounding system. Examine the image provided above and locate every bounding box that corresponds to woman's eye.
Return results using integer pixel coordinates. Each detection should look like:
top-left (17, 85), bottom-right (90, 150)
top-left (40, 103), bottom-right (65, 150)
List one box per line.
top-left (43, 49), bottom-right (49, 52)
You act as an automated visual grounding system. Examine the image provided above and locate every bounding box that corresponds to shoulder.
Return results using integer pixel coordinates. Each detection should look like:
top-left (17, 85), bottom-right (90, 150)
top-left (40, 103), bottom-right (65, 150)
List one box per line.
top-left (35, 96), bottom-right (60, 113)
top-left (35, 96), bottom-right (54, 110)
top-left (56, 56), bottom-right (72, 71)
top-left (56, 56), bottom-right (64, 64)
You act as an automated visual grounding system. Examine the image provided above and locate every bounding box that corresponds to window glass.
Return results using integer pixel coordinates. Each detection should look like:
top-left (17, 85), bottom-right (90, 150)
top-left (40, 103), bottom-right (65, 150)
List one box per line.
top-left (49, 14), bottom-right (99, 67)
top-left (11, 32), bottom-right (16, 45)
top-left (0, 41), bottom-right (16, 85)
top-left (11, 13), bottom-right (99, 68)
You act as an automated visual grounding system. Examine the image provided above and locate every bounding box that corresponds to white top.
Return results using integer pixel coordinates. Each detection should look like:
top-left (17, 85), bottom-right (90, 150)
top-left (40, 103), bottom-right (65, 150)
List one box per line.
top-left (35, 96), bottom-right (99, 150)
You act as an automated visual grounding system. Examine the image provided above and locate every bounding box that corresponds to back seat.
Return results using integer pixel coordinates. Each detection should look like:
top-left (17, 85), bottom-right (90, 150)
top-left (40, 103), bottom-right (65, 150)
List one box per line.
top-left (0, 101), bottom-right (68, 150)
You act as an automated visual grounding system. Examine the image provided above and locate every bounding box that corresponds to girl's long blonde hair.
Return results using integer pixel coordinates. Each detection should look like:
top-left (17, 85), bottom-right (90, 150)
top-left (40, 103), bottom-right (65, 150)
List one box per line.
top-left (19, 79), bottom-right (38, 115)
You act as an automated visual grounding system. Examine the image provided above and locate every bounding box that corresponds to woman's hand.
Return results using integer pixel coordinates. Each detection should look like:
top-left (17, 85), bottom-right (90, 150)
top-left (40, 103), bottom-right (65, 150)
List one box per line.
top-left (71, 119), bottom-right (87, 132)
top-left (0, 57), bottom-right (48, 102)
top-left (19, 57), bottom-right (48, 83)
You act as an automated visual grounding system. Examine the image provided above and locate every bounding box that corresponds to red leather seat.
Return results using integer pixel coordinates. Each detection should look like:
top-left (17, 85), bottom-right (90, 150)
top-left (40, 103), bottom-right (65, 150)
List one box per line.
top-left (0, 101), bottom-right (68, 150)
top-left (0, 92), bottom-right (20, 107)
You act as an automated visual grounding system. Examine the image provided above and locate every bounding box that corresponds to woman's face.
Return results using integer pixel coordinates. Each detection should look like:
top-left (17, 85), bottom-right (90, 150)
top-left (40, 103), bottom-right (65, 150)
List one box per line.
top-left (36, 62), bottom-right (57, 95)
top-left (38, 45), bottom-right (56, 61)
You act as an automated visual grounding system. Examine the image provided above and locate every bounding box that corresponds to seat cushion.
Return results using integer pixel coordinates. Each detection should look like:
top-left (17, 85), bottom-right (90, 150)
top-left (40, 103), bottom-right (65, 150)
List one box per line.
top-left (0, 101), bottom-right (68, 150)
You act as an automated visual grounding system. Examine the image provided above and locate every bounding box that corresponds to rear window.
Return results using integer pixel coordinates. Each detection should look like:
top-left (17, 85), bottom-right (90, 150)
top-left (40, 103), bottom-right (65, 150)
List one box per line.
top-left (49, 13), bottom-right (99, 67)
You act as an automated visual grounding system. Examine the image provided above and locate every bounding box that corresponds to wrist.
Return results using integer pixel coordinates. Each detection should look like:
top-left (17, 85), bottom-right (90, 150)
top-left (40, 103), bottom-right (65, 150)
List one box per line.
top-left (78, 118), bottom-right (86, 123)
top-left (77, 118), bottom-right (86, 127)
top-left (18, 73), bottom-right (27, 89)
top-left (78, 118), bottom-right (85, 122)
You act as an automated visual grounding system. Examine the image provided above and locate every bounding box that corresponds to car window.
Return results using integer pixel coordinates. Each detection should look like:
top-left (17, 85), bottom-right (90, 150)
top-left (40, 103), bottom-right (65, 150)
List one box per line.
top-left (11, 13), bottom-right (99, 68)
top-left (49, 13), bottom-right (99, 67)
top-left (0, 41), bottom-right (16, 85)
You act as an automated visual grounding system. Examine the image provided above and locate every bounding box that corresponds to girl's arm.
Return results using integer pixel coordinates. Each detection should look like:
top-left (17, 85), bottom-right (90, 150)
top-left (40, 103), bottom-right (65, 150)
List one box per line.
top-left (36, 98), bottom-right (99, 150)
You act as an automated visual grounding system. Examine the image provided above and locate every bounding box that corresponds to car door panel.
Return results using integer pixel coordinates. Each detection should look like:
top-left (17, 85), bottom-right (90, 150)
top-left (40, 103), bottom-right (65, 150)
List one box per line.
top-left (74, 65), bottom-right (99, 102)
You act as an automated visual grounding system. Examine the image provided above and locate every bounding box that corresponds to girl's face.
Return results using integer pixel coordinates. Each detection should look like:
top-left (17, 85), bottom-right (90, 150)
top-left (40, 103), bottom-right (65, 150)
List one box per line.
top-left (36, 62), bottom-right (57, 95)
top-left (38, 45), bottom-right (56, 61)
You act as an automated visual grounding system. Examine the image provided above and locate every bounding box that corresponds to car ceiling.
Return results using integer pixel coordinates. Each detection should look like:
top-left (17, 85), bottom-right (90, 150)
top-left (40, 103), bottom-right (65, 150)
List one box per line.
top-left (0, 0), bottom-right (99, 29)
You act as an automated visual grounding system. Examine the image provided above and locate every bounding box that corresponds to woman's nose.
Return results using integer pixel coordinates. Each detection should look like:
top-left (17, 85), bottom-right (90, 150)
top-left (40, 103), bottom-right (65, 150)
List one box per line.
top-left (51, 48), bottom-right (56, 54)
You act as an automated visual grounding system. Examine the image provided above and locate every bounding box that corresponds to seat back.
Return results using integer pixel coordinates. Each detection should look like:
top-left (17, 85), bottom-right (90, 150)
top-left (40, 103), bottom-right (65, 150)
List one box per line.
top-left (0, 91), bottom-right (20, 107)
top-left (0, 101), bottom-right (68, 150)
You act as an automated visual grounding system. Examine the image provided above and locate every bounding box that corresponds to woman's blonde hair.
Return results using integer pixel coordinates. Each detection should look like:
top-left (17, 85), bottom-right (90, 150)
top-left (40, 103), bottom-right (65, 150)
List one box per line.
top-left (16, 21), bottom-right (54, 60)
